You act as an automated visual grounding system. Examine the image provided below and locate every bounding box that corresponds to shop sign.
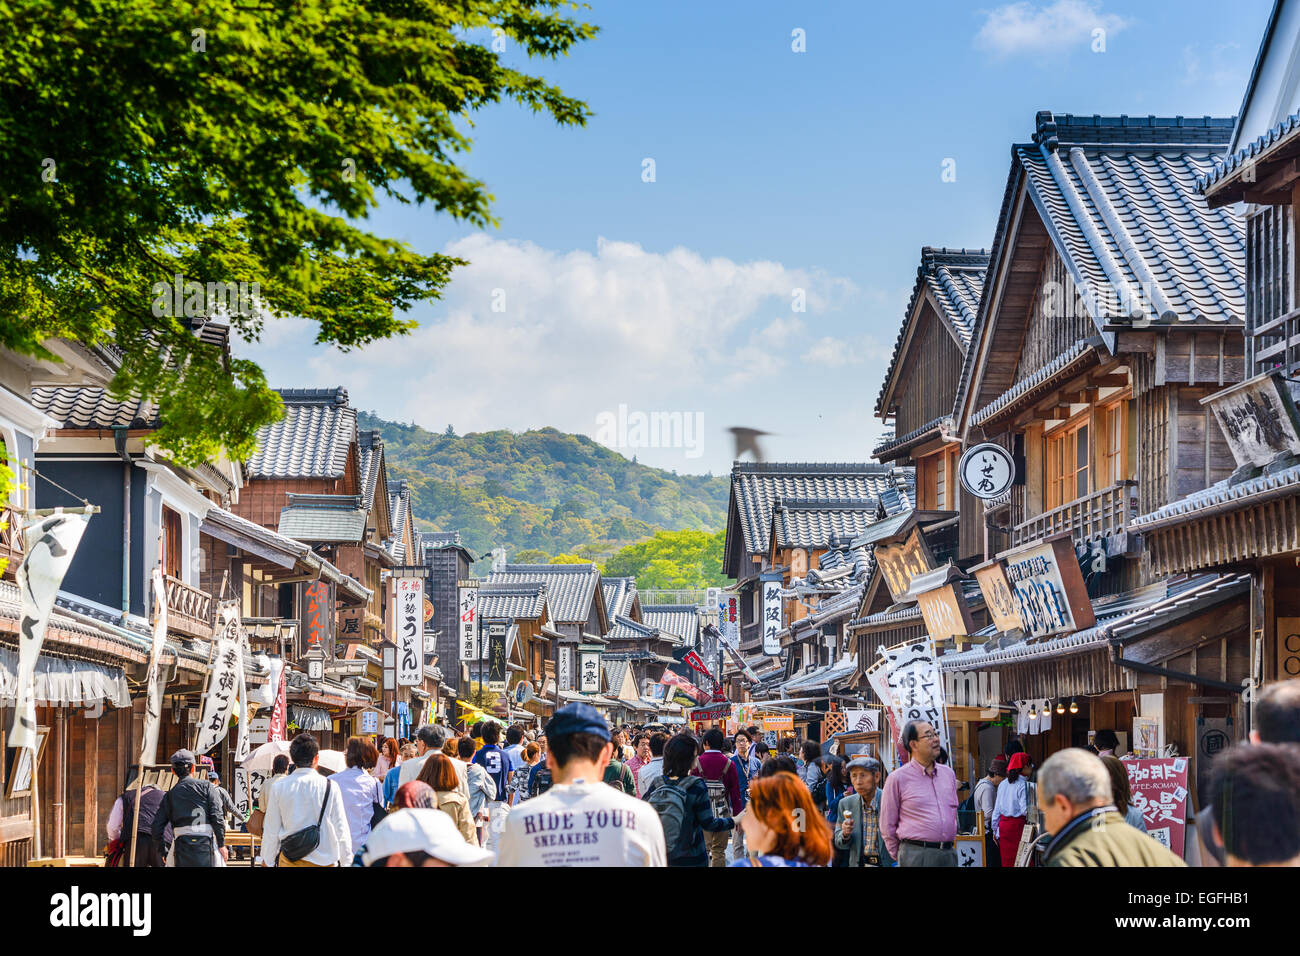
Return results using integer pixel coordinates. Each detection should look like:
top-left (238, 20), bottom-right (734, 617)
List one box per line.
top-left (488, 624), bottom-right (509, 692)
top-left (761, 577), bottom-right (782, 656)
top-left (1203, 370), bottom-right (1300, 468)
top-left (971, 559), bottom-right (1023, 632)
top-left (457, 582), bottom-right (480, 661)
top-left (578, 644), bottom-right (602, 695)
top-left (875, 527), bottom-right (936, 603)
top-left (914, 580), bottom-right (976, 644)
top-left (558, 644), bottom-right (573, 691)
top-left (959, 442), bottom-right (1015, 500)
top-left (303, 580), bottom-right (331, 650)
top-left (396, 577), bottom-right (423, 687)
top-left (690, 703), bottom-right (732, 722)
top-left (1124, 757), bottom-right (1190, 857)
top-left (999, 534), bottom-right (1095, 639)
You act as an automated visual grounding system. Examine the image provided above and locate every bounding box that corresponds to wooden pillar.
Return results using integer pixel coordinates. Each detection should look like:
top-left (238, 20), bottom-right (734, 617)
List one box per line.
top-left (83, 712), bottom-right (100, 857)
top-left (52, 707), bottom-right (67, 858)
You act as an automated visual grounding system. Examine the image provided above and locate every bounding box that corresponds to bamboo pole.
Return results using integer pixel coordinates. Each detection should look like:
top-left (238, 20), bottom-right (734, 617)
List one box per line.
top-left (130, 535), bottom-right (164, 868)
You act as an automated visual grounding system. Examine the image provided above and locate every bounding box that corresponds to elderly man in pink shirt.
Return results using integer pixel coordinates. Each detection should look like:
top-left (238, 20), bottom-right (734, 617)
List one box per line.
top-left (881, 720), bottom-right (960, 866)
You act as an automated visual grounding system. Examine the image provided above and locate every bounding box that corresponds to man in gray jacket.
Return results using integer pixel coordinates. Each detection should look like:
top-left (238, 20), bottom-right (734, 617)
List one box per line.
top-left (833, 756), bottom-right (894, 867)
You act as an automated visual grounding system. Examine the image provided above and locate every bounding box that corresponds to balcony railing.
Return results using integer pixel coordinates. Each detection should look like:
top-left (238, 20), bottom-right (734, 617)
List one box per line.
top-left (0, 504), bottom-right (21, 580)
top-left (165, 573), bottom-right (214, 639)
top-left (1010, 480), bottom-right (1137, 549)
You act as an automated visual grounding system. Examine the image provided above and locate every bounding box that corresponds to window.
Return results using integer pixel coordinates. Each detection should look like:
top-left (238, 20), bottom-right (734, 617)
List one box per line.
top-left (1097, 398), bottom-right (1131, 486)
top-left (1044, 417), bottom-right (1089, 509)
top-left (161, 506), bottom-right (183, 578)
top-left (917, 446), bottom-right (959, 510)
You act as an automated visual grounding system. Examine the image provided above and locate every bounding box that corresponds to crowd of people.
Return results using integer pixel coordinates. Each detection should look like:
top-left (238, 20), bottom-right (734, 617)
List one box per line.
top-left (102, 679), bottom-right (1300, 868)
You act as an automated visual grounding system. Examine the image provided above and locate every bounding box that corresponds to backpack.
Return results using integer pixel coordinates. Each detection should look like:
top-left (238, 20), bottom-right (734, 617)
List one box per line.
top-left (647, 777), bottom-right (692, 858)
top-left (703, 762), bottom-right (732, 819)
top-left (957, 790), bottom-right (977, 834)
top-left (529, 766), bottom-right (553, 799)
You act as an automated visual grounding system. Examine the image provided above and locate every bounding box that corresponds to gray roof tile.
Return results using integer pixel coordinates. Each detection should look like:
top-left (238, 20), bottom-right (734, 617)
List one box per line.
top-left (1132, 461), bottom-right (1300, 529)
top-left (30, 387), bottom-right (158, 429)
top-left (247, 387), bottom-right (356, 479)
top-left (484, 563), bottom-right (603, 626)
top-left (769, 497), bottom-right (883, 550)
top-left (476, 582), bottom-right (548, 621)
top-left (641, 605), bottom-right (699, 645)
top-left (601, 577), bottom-right (639, 622)
top-left (727, 463), bottom-right (915, 563)
top-left (277, 494), bottom-right (367, 543)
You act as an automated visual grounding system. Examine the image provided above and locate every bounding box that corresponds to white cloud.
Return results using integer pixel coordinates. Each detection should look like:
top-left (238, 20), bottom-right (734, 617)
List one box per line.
top-left (974, 0), bottom-right (1129, 58)
top-left (1181, 42), bottom-right (1244, 88)
top-left (234, 235), bottom-right (860, 471)
top-left (802, 336), bottom-right (858, 368)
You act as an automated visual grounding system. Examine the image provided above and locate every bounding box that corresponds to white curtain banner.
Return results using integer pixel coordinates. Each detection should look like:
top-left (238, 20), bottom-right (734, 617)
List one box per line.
top-left (194, 602), bottom-right (242, 755)
top-left (882, 637), bottom-right (950, 757)
top-left (10, 509), bottom-right (92, 751)
top-left (138, 566), bottom-right (170, 765)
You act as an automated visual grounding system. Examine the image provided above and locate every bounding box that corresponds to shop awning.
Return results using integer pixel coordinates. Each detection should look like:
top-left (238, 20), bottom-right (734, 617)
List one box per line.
top-left (289, 704), bottom-right (332, 731)
top-left (0, 646), bottom-right (129, 708)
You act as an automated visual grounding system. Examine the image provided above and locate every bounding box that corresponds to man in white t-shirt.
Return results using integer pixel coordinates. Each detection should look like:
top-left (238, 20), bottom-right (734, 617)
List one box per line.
top-left (496, 703), bottom-right (666, 868)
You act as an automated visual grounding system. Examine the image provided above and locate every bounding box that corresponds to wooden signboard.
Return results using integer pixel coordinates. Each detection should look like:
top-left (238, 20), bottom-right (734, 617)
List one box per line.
top-left (998, 534), bottom-right (1095, 639)
top-left (1203, 370), bottom-right (1300, 469)
top-left (916, 582), bottom-right (976, 644)
top-left (1279, 618), bottom-right (1300, 681)
top-left (971, 558), bottom-right (1023, 632)
top-left (875, 527), bottom-right (937, 603)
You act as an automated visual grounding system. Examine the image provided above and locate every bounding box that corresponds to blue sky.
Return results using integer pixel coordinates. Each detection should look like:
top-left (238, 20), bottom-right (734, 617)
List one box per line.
top-left (240, 0), bottom-right (1273, 476)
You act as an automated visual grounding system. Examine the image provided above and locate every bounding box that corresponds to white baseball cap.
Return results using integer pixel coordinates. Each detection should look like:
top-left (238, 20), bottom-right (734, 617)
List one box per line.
top-left (361, 809), bottom-right (494, 867)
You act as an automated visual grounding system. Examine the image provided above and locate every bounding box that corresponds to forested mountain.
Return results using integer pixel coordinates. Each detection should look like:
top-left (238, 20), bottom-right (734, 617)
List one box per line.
top-left (359, 413), bottom-right (728, 567)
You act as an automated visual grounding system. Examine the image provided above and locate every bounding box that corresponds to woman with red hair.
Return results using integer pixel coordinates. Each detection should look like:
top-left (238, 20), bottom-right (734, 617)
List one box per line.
top-left (729, 771), bottom-right (832, 867)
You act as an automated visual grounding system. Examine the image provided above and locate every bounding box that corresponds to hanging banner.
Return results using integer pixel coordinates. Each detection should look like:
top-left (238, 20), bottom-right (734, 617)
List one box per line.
top-left (397, 577), bottom-right (424, 687)
top-left (660, 668), bottom-right (709, 703)
top-left (844, 708), bottom-right (880, 732)
top-left (1124, 757), bottom-right (1190, 857)
top-left (488, 624), bottom-right (509, 692)
top-left (761, 578), bottom-right (782, 656)
top-left (267, 658), bottom-right (288, 743)
top-left (138, 566), bottom-right (170, 765)
top-left (458, 582), bottom-right (480, 661)
top-left (10, 509), bottom-right (92, 751)
top-left (882, 637), bottom-right (949, 759)
top-left (194, 603), bottom-right (242, 755)
top-left (234, 616), bottom-right (251, 764)
top-left (303, 580), bottom-right (331, 649)
top-left (233, 766), bottom-right (266, 823)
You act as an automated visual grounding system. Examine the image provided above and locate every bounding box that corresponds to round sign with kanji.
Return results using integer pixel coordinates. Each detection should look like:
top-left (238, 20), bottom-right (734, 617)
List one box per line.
top-left (959, 442), bottom-right (1015, 500)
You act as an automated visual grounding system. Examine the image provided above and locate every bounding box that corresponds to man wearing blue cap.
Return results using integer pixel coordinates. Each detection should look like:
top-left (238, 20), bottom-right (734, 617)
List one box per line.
top-left (496, 703), bottom-right (666, 867)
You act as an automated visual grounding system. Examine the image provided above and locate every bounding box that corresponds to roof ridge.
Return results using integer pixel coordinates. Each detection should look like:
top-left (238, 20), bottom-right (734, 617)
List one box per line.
top-left (731, 462), bottom-right (888, 475)
top-left (773, 496), bottom-right (881, 510)
top-left (275, 386), bottom-right (349, 406)
top-left (1033, 110), bottom-right (1234, 149)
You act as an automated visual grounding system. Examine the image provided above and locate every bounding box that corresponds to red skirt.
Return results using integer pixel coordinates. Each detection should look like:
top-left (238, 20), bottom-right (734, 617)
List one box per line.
top-left (998, 816), bottom-right (1027, 868)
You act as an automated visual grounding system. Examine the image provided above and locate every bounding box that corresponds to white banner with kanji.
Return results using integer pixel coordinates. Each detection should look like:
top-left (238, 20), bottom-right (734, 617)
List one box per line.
top-left (194, 603), bottom-right (242, 755)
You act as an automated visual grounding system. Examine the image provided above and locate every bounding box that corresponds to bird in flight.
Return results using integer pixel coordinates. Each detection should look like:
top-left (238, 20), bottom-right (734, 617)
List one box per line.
top-left (728, 427), bottom-right (771, 463)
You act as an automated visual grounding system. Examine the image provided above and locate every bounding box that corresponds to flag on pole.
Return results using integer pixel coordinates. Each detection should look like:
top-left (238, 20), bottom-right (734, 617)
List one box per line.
top-left (138, 566), bottom-right (170, 765)
top-left (10, 509), bottom-right (92, 751)
top-left (267, 658), bottom-right (288, 743)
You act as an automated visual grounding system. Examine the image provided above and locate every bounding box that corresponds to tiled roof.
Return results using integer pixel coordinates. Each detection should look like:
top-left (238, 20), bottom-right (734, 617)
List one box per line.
top-left (358, 430), bottom-right (384, 513)
top-left (246, 387), bottom-right (356, 479)
top-left (784, 542), bottom-right (874, 598)
top-left (607, 615), bottom-right (660, 643)
top-left (972, 337), bottom-right (1102, 427)
top-left (1199, 108), bottom-right (1300, 196)
top-left (1017, 112), bottom-right (1244, 324)
top-left (385, 479), bottom-right (411, 562)
top-left (277, 494), bottom-right (368, 543)
top-left (602, 658), bottom-right (632, 699)
top-left (1131, 461), bottom-right (1300, 530)
top-left (641, 605), bottom-right (699, 645)
top-left (484, 563), bottom-right (603, 626)
top-left (769, 497), bottom-right (882, 551)
top-left (727, 463), bottom-right (913, 566)
top-left (201, 505), bottom-right (371, 604)
top-left (872, 416), bottom-right (952, 460)
top-left (31, 387), bottom-right (158, 429)
top-left (940, 573), bottom-right (1249, 670)
top-left (602, 577), bottom-right (639, 621)
top-left (875, 248), bottom-right (988, 418)
top-left (476, 582), bottom-right (547, 621)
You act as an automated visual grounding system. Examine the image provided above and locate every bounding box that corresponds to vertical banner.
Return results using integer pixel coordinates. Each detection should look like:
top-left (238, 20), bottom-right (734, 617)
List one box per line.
top-left (558, 644), bottom-right (574, 691)
top-left (234, 614), bottom-right (251, 764)
top-left (138, 566), bottom-right (170, 765)
top-left (10, 509), bottom-right (92, 750)
top-left (761, 578), bottom-right (782, 656)
top-left (397, 577), bottom-right (423, 687)
top-left (267, 658), bottom-right (288, 743)
top-left (233, 766), bottom-right (266, 823)
top-left (487, 624), bottom-right (508, 691)
top-left (578, 644), bottom-right (601, 695)
top-left (1124, 757), bottom-right (1190, 856)
top-left (303, 580), bottom-right (330, 650)
top-left (458, 582), bottom-right (480, 662)
top-left (194, 603), bottom-right (242, 755)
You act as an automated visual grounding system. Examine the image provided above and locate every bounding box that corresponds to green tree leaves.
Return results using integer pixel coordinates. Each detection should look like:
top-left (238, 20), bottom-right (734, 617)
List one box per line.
top-left (0, 0), bottom-right (595, 466)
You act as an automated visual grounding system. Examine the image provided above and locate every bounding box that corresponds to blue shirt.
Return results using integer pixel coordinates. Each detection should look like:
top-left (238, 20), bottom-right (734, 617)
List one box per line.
top-left (382, 765), bottom-right (402, 806)
top-left (473, 744), bottom-right (510, 800)
top-left (730, 854), bottom-right (816, 867)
